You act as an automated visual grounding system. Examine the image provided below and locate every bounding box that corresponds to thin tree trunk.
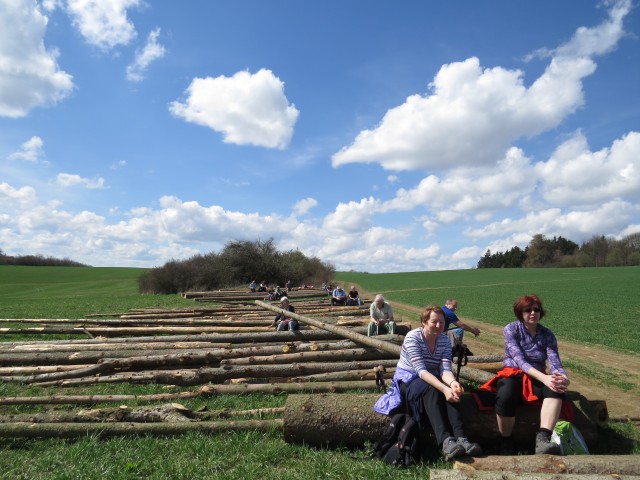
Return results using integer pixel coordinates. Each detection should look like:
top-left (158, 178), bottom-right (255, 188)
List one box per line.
top-left (0, 419), bottom-right (283, 438)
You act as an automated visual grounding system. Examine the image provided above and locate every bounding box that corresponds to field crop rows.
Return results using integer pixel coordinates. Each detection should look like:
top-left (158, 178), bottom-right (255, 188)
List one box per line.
top-left (336, 266), bottom-right (640, 354)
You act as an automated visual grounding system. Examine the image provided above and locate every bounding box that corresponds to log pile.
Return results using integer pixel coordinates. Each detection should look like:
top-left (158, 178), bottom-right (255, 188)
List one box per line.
top-left (0, 296), bottom-right (408, 389)
top-left (0, 287), bottom-right (614, 465)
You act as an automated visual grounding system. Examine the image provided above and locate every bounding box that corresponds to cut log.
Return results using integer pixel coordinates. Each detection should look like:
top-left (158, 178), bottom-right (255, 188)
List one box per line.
top-left (0, 419), bottom-right (283, 439)
top-left (0, 389), bottom-right (205, 406)
top-left (0, 329), bottom-right (368, 347)
top-left (34, 360), bottom-right (399, 387)
top-left (432, 467), bottom-right (640, 480)
top-left (453, 454), bottom-right (640, 476)
top-left (282, 393), bottom-right (606, 448)
top-left (219, 347), bottom-right (398, 366)
top-left (0, 404), bottom-right (285, 424)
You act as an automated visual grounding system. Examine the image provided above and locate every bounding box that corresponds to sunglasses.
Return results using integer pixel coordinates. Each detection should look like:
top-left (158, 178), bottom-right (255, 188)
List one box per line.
top-left (524, 307), bottom-right (541, 313)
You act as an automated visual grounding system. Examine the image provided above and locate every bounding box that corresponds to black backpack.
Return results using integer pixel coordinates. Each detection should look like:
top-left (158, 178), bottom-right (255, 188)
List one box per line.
top-left (372, 413), bottom-right (420, 467)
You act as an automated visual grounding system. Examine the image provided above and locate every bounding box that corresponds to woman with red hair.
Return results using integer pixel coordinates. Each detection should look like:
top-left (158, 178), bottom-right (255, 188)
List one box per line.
top-left (494, 294), bottom-right (570, 455)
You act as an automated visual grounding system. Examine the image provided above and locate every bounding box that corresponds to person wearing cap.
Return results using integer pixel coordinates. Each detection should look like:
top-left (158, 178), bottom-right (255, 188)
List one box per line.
top-left (271, 297), bottom-right (298, 331)
top-left (368, 294), bottom-right (396, 336)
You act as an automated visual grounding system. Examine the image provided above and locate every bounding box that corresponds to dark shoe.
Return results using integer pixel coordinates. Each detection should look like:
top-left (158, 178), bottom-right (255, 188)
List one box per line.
top-left (535, 432), bottom-right (561, 455)
top-left (442, 436), bottom-right (465, 461)
top-left (457, 437), bottom-right (482, 456)
top-left (499, 436), bottom-right (514, 455)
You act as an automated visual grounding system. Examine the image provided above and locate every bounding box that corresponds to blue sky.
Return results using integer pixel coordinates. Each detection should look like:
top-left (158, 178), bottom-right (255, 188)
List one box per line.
top-left (1, 0), bottom-right (639, 272)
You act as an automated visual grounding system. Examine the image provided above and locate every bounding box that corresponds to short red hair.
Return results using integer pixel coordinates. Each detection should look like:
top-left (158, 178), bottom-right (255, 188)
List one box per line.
top-left (420, 305), bottom-right (445, 324)
top-left (513, 294), bottom-right (545, 321)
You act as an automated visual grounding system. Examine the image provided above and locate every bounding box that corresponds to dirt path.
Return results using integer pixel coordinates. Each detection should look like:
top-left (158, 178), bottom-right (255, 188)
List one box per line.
top-left (390, 301), bottom-right (640, 420)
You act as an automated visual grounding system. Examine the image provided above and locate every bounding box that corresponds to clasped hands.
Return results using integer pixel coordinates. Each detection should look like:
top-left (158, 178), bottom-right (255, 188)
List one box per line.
top-left (547, 372), bottom-right (570, 393)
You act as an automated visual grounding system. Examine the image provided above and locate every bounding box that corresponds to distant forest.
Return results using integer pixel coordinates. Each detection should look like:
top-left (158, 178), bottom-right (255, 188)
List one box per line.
top-left (0, 249), bottom-right (89, 267)
top-left (477, 233), bottom-right (640, 268)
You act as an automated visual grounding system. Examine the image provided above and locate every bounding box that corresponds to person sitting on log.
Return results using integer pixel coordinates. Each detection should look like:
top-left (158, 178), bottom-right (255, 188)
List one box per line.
top-left (373, 305), bottom-right (482, 460)
top-left (331, 285), bottom-right (348, 306)
top-left (368, 294), bottom-right (396, 336)
top-left (249, 279), bottom-right (257, 292)
top-left (441, 298), bottom-right (480, 349)
top-left (346, 285), bottom-right (363, 306)
top-left (270, 297), bottom-right (298, 331)
top-left (480, 294), bottom-right (570, 455)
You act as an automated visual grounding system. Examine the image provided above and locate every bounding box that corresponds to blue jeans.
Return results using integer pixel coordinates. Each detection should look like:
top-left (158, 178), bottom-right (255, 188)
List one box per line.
top-left (277, 320), bottom-right (299, 331)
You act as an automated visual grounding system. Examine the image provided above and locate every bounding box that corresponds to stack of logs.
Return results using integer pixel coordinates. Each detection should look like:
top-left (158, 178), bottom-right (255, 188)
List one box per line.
top-left (0, 289), bottom-right (628, 477)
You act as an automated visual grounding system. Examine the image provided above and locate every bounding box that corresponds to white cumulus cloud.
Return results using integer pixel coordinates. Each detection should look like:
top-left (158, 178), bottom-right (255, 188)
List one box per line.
top-left (331, 0), bottom-right (630, 171)
top-left (169, 69), bottom-right (299, 149)
top-left (66, 0), bottom-right (141, 50)
top-left (0, 0), bottom-right (74, 118)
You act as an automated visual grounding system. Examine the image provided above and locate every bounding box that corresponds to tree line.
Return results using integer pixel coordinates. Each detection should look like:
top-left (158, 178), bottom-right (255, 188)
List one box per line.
top-left (0, 249), bottom-right (89, 267)
top-left (477, 233), bottom-right (640, 268)
top-left (138, 239), bottom-right (335, 294)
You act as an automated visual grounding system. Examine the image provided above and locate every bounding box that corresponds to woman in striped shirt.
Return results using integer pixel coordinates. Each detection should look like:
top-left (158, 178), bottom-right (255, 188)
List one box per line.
top-left (374, 305), bottom-right (481, 460)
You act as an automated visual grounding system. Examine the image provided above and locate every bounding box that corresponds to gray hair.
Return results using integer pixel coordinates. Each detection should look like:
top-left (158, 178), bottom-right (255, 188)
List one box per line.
top-left (375, 294), bottom-right (385, 302)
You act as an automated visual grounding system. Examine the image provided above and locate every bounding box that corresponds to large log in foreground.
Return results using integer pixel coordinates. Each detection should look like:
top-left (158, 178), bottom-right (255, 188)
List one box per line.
top-left (453, 454), bottom-right (640, 476)
top-left (282, 393), bottom-right (607, 448)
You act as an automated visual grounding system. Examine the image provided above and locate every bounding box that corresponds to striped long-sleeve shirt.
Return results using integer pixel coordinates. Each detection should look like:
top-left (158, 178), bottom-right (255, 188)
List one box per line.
top-left (397, 327), bottom-right (453, 377)
top-left (503, 320), bottom-right (566, 376)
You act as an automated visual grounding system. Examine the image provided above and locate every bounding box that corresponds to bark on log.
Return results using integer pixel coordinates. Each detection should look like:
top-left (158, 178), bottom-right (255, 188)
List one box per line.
top-left (0, 326), bottom-right (286, 335)
top-left (0, 390), bottom-right (205, 406)
top-left (282, 393), bottom-right (606, 447)
top-left (0, 341), bottom-right (233, 353)
top-left (453, 454), bottom-right (640, 476)
top-left (431, 468), bottom-right (640, 480)
top-left (0, 318), bottom-right (277, 326)
top-left (34, 360), bottom-right (400, 387)
top-left (0, 365), bottom-right (93, 375)
top-left (0, 329), bottom-right (367, 347)
top-left (219, 347), bottom-right (397, 366)
top-left (0, 404), bottom-right (285, 424)
top-left (0, 419), bottom-right (283, 439)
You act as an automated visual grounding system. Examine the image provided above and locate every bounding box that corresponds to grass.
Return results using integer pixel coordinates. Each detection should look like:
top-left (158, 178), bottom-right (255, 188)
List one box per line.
top-left (0, 266), bottom-right (194, 319)
top-left (0, 265), bottom-right (638, 478)
top-left (336, 266), bottom-right (640, 354)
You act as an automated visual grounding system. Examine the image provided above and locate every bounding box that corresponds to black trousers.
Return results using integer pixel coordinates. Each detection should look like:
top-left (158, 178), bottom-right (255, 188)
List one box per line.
top-left (404, 378), bottom-right (465, 445)
top-left (495, 375), bottom-right (564, 417)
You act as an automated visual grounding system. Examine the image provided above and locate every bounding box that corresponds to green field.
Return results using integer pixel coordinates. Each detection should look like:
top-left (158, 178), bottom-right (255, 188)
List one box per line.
top-left (336, 266), bottom-right (640, 354)
top-left (0, 265), bottom-right (638, 479)
top-left (0, 266), bottom-right (195, 319)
